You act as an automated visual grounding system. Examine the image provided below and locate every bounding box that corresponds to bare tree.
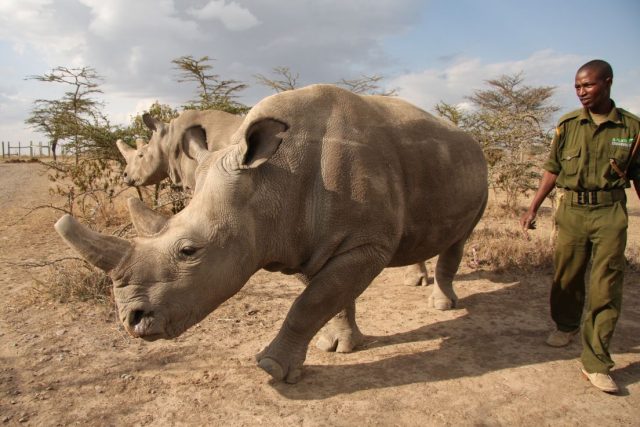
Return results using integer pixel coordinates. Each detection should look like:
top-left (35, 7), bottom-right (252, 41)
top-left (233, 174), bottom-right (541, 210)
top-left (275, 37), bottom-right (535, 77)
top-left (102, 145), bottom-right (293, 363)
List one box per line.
top-left (254, 66), bottom-right (300, 92)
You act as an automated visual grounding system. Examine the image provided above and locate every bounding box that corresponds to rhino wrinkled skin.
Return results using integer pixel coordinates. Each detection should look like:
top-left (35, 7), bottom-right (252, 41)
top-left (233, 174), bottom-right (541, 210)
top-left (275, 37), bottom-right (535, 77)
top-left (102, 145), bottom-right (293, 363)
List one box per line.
top-left (116, 109), bottom-right (242, 190)
top-left (56, 85), bottom-right (488, 383)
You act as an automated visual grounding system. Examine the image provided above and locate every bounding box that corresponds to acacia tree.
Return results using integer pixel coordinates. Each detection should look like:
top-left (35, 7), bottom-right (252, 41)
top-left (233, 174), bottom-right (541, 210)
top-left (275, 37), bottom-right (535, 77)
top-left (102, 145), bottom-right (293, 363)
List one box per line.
top-left (127, 101), bottom-right (179, 141)
top-left (24, 100), bottom-right (70, 161)
top-left (254, 66), bottom-right (300, 92)
top-left (172, 55), bottom-right (249, 114)
top-left (435, 73), bottom-right (558, 210)
top-left (255, 66), bottom-right (397, 96)
top-left (26, 66), bottom-right (104, 164)
top-left (336, 74), bottom-right (398, 96)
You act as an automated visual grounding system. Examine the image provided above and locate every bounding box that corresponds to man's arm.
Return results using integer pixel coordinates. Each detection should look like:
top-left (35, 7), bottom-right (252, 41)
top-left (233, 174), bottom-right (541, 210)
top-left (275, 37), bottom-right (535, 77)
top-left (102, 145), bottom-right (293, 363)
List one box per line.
top-left (520, 170), bottom-right (558, 235)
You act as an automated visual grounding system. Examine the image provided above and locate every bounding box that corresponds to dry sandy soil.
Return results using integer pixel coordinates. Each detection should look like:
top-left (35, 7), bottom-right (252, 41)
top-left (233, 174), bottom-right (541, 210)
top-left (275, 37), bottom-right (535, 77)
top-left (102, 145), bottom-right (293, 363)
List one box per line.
top-left (1, 161), bottom-right (639, 426)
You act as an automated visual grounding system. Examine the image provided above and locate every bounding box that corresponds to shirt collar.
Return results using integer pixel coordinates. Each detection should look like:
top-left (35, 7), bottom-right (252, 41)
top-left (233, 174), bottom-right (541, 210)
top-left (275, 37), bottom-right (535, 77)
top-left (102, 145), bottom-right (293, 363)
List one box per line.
top-left (579, 100), bottom-right (623, 125)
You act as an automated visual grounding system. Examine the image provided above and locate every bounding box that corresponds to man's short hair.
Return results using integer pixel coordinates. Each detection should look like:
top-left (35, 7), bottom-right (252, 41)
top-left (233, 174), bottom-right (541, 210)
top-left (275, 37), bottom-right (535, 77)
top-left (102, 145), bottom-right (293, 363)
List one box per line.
top-left (578, 59), bottom-right (613, 80)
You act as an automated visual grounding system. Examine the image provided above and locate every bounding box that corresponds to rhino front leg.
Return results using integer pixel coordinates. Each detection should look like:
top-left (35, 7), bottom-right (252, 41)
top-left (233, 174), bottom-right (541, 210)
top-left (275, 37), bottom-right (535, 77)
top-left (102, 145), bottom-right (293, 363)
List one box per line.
top-left (315, 302), bottom-right (364, 353)
top-left (428, 239), bottom-right (465, 310)
top-left (256, 246), bottom-right (387, 383)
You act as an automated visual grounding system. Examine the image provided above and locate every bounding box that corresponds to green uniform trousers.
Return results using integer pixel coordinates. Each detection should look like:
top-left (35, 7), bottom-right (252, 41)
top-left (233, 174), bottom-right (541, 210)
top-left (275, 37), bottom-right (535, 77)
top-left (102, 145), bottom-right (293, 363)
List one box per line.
top-left (552, 195), bottom-right (627, 374)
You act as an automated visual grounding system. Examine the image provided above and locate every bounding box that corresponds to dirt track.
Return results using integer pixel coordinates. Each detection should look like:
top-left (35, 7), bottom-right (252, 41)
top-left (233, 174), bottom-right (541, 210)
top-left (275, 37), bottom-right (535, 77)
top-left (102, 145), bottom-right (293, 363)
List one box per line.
top-left (1, 162), bottom-right (639, 426)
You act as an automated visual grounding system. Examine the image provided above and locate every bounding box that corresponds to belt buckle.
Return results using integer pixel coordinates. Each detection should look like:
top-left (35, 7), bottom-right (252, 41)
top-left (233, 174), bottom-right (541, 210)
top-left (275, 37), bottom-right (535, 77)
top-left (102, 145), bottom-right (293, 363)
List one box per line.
top-left (590, 191), bottom-right (598, 205)
top-left (577, 191), bottom-right (585, 205)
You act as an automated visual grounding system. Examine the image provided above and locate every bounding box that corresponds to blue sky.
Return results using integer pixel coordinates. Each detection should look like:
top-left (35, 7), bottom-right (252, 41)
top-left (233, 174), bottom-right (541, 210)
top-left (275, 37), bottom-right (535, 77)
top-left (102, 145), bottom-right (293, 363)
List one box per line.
top-left (1, 0), bottom-right (638, 143)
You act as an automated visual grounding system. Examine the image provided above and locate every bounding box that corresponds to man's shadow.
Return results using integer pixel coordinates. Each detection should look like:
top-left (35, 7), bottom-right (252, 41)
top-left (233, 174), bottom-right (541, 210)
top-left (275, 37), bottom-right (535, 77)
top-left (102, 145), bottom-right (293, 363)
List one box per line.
top-left (271, 270), bottom-right (640, 399)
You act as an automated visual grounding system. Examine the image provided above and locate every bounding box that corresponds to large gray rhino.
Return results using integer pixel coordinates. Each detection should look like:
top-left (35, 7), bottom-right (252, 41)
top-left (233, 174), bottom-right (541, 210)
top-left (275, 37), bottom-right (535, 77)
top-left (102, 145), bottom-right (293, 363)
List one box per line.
top-left (116, 110), bottom-right (242, 189)
top-left (55, 84), bottom-right (488, 383)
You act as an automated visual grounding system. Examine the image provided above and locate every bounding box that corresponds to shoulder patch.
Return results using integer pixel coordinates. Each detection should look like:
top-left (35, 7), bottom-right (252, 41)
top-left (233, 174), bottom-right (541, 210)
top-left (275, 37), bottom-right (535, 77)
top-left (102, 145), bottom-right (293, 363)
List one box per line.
top-left (557, 109), bottom-right (582, 126)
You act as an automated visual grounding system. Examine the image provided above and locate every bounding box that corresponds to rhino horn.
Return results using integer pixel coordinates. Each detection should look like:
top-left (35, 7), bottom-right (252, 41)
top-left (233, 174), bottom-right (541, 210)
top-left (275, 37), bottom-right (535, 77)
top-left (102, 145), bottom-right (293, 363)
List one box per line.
top-left (127, 197), bottom-right (168, 236)
top-left (54, 215), bottom-right (131, 272)
top-left (116, 139), bottom-right (135, 163)
top-left (135, 138), bottom-right (148, 150)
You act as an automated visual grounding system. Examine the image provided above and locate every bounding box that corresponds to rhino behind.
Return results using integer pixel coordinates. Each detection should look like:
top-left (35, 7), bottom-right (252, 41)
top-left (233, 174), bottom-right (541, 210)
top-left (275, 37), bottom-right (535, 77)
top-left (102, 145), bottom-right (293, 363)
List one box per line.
top-left (56, 84), bottom-right (487, 383)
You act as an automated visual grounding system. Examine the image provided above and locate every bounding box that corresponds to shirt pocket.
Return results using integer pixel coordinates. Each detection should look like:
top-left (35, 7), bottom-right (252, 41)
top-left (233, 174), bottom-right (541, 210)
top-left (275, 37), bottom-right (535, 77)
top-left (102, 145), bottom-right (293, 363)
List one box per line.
top-left (560, 147), bottom-right (581, 175)
top-left (607, 144), bottom-right (631, 178)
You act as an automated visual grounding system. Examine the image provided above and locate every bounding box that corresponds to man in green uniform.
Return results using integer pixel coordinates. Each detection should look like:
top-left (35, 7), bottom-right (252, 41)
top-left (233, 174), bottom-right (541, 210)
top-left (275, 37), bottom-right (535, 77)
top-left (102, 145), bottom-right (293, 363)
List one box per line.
top-left (521, 59), bottom-right (640, 393)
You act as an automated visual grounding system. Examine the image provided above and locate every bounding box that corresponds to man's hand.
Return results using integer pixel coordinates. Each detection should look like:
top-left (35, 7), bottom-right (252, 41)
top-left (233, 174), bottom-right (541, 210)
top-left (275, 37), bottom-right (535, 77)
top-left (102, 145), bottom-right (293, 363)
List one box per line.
top-left (520, 210), bottom-right (537, 240)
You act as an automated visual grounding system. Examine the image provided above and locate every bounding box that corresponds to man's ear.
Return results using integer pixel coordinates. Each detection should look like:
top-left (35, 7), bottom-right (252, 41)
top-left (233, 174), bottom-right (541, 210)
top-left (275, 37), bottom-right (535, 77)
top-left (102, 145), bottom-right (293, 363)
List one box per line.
top-left (182, 126), bottom-right (209, 164)
top-left (238, 118), bottom-right (288, 168)
top-left (142, 113), bottom-right (163, 132)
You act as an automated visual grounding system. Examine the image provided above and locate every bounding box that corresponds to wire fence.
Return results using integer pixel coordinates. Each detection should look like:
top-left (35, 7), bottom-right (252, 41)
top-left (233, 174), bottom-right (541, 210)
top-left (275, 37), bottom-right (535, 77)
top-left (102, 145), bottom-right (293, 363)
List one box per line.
top-left (1, 141), bottom-right (54, 158)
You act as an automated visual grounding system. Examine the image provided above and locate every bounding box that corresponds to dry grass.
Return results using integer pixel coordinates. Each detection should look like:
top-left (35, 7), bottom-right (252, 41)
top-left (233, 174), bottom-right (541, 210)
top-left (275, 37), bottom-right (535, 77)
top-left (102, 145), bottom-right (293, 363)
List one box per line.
top-left (32, 259), bottom-right (113, 305)
top-left (466, 226), bottom-right (554, 273)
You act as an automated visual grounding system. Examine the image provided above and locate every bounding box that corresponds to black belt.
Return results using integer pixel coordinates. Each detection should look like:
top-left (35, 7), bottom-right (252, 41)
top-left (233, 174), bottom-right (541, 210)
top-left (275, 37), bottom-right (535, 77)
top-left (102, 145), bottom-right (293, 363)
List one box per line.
top-left (564, 188), bottom-right (626, 206)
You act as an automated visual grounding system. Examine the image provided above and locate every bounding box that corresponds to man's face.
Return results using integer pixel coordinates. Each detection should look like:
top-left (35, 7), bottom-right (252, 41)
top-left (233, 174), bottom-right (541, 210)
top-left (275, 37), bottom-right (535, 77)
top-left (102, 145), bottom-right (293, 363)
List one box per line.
top-left (574, 68), bottom-right (612, 112)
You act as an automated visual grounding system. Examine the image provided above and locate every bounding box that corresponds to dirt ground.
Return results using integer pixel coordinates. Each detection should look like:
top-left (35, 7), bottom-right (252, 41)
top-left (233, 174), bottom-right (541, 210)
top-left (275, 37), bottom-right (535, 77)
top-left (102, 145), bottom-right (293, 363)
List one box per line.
top-left (1, 162), bottom-right (639, 426)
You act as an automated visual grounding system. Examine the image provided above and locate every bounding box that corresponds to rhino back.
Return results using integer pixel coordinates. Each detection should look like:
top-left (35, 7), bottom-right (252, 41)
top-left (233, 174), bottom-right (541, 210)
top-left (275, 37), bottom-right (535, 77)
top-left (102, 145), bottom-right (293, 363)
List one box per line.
top-left (239, 85), bottom-right (487, 271)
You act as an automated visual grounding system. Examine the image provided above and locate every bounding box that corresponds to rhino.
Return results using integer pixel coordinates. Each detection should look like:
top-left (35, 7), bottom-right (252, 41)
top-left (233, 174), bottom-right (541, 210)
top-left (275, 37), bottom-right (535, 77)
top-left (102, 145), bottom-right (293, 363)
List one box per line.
top-left (116, 110), bottom-right (243, 190)
top-left (55, 84), bottom-right (488, 383)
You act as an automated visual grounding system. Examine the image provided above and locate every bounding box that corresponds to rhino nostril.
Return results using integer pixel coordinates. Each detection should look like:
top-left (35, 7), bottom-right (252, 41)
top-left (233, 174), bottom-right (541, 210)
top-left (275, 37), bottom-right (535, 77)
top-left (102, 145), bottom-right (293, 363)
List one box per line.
top-left (130, 309), bottom-right (145, 327)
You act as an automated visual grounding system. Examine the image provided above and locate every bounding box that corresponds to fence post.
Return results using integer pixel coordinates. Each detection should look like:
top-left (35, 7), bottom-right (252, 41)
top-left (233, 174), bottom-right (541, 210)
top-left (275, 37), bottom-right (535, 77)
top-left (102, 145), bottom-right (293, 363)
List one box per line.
top-left (29, 141), bottom-right (33, 158)
top-left (1, 141), bottom-right (4, 158)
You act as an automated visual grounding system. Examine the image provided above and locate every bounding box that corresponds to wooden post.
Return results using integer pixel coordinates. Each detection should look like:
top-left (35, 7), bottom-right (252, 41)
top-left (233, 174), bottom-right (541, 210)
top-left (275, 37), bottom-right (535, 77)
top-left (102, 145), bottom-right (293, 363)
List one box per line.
top-left (18, 141), bottom-right (21, 158)
top-left (1, 141), bottom-right (4, 158)
top-left (29, 141), bottom-right (33, 158)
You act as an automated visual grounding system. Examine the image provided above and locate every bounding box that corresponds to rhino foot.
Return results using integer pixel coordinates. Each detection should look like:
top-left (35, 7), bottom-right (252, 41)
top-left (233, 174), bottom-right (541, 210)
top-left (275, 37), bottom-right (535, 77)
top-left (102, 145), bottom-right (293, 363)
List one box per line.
top-left (316, 327), bottom-right (364, 353)
top-left (256, 346), bottom-right (305, 384)
top-left (428, 295), bottom-right (457, 311)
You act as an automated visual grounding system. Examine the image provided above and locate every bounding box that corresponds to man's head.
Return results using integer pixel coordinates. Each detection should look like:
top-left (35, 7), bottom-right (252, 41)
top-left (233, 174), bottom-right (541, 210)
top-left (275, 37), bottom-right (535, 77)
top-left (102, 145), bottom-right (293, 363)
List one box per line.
top-left (574, 59), bottom-right (613, 113)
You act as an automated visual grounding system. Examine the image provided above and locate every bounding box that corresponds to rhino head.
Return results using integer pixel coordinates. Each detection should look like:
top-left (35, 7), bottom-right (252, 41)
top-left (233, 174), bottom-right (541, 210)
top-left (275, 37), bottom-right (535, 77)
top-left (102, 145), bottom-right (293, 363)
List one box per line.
top-left (59, 118), bottom-right (288, 340)
top-left (117, 113), bottom-right (211, 189)
top-left (116, 114), bottom-right (171, 187)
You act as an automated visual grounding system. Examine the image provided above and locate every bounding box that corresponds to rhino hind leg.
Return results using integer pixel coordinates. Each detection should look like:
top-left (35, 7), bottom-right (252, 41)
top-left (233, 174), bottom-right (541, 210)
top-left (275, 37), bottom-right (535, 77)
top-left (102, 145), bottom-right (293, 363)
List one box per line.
top-left (256, 246), bottom-right (387, 383)
top-left (428, 239), bottom-right (466, 310)
top-left (316, 302), bottom-right (364, 353)
top-left (403, 262), bottom-right (429, 286)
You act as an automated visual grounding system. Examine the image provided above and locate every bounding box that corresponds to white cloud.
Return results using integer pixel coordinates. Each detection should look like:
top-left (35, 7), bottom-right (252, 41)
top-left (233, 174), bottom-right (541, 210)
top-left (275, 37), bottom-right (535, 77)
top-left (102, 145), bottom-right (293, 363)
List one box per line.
top-left (188, 0), bottom-right (259, 31)
top-left (1, 0), bottom-right (637, 145)
top-left (390, 50), bottom-right (586, 121)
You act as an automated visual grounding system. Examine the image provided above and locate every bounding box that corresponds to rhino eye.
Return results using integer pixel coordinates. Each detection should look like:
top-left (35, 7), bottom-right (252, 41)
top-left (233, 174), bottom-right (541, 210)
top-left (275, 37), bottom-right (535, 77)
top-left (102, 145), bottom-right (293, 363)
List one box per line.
top-left (137, 153), bottom-right (144, 158)
top-left (179, 246), bottom-right (199, 257)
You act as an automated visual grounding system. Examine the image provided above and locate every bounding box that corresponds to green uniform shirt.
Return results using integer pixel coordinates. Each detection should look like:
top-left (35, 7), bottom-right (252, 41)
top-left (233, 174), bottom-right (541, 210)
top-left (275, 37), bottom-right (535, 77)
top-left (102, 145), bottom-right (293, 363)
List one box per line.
top-left (543, 101), bottom-right (640, 191)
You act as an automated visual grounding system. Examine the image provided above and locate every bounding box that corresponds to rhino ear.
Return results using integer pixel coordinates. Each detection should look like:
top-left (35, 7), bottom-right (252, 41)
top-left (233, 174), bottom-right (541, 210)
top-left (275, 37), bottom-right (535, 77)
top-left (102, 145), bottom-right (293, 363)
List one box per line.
top-left (135, 138), bottom-right (147, 150)
top-left (116, 139), bottom-right (135, 163)
top-left (142, 113), bottom-right (162, 132)
top-left (182, 126), bottom-right (209, 163)
top-left (127, 197), bottom-right (168, 237)
top-left (239, 118), bottom-right (288, 168)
